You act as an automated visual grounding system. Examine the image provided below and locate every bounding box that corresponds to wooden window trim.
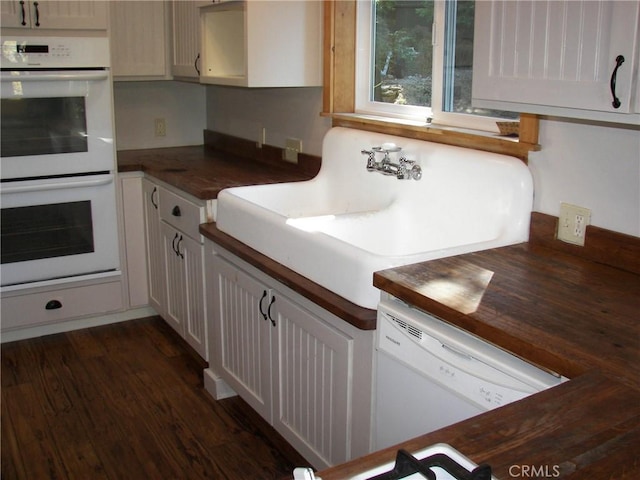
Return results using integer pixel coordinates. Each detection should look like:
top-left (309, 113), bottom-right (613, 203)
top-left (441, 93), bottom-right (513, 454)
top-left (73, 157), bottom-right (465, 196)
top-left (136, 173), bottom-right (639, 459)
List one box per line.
top-left (322, 0), bottom-right (540, 163)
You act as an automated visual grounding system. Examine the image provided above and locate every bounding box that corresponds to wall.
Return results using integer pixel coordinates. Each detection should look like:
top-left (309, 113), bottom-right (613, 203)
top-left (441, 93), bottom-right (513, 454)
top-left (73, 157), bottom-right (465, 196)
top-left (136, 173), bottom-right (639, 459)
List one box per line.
top-left (529, 119), bottom-right (640, 237)
top-left (206, 86), bottom-right (331, 156)
top-left (206, 86), bottom-right (640, 238)
top-left (113, 81), bottom-right (206, 150)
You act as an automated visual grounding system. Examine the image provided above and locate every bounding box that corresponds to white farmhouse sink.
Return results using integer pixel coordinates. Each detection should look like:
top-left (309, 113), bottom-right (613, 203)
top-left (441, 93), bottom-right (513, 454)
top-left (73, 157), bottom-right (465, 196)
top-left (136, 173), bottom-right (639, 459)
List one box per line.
top-left (216, 127), bottom-right (533, 309)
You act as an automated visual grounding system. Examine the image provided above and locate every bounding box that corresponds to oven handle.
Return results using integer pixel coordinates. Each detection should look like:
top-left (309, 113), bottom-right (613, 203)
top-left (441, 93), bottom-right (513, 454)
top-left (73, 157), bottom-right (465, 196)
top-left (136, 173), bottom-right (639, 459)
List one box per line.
top-left (1, 175), bottom-right (113, 194)
top-left (1, 70), bottom-right (109, 82)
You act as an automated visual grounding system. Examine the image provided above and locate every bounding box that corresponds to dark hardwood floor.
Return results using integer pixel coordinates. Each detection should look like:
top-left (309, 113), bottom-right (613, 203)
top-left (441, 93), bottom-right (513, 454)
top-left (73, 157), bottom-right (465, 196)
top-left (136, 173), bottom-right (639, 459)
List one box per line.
top-left (1, 316), bottom-right (308, 479)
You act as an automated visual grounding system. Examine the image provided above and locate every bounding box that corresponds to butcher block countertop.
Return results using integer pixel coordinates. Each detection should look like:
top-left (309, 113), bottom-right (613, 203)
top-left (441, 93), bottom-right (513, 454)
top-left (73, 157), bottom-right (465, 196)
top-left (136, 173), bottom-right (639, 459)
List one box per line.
top-left (117, 131), bottom-right (320, 200)
top-left (373, 213), bottom-right (640, 389)
top-left (319, 213), bottom-right (640, 480)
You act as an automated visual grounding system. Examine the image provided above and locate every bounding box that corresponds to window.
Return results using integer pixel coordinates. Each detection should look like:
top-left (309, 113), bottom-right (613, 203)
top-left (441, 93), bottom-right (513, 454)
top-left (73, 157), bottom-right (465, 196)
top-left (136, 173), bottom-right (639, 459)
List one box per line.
top-left (355, 0), bottom-right (517, 131)
top-left (323, 0), bottom-right (539, 161)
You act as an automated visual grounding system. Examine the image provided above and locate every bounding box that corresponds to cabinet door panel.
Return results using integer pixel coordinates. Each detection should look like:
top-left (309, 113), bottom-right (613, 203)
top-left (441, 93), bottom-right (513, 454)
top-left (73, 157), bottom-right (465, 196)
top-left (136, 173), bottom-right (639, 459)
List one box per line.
top-left (0, 1), bottom-right (107, 29)
top-left (32, 1), bottom-right (107, 30)
top-left (272, 295), bottom-right (351, 468)
top-left (142, 179), bottom-right (166, 316)
top-left (162, 223), bottom-right (186, 336)
top-left (0, 1), bottom-right (31, 28)
top-left (110, 1), bottom-right (168, 78)
top-left (473, 0), bottom-right (640, 114)
top-left (172, 1), bottom-right (207, 79)
top-left (180, 233), bottom-right (207, 359)
top-left (211, 255), bottom-right (272, 422)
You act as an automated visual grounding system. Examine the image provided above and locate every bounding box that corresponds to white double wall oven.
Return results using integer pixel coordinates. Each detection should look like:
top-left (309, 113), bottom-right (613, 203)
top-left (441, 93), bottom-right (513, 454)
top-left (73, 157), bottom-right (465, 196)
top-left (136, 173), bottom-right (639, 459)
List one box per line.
top-left (1, 36), bottom-right (119, 289)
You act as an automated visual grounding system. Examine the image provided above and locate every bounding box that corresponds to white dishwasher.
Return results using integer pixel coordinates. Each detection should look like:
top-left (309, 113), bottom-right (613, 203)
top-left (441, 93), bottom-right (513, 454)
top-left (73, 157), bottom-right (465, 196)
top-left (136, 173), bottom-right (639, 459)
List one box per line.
top-left (374, 296), bottom-right (567, 451)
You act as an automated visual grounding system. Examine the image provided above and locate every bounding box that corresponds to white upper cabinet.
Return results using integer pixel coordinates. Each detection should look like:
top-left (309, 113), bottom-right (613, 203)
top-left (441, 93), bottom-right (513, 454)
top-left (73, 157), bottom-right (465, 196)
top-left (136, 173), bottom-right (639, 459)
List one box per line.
top-left (0, 1), bottom-right (107, 30)
top-left (199, 0), bottom-right (322, 87)
top-left (171, 1), bottom-right (208, 80)
top-left (472, 0), bottom-right (640, 124)
top-left (110, 1), bottom-right (171, 80)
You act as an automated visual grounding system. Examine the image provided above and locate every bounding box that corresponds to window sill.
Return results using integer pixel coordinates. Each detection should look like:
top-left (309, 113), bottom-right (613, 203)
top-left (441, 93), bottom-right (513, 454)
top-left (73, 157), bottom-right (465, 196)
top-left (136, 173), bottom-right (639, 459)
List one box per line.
top-left (329, 113), bottom-right (540, 163)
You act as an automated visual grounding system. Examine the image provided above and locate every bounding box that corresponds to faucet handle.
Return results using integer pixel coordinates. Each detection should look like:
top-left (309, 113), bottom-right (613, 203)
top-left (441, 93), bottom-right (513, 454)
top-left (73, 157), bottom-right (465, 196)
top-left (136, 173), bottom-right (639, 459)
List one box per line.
top-left (409, 164), bottom-right (422, 180)
top-left (361, 149), bottom-right (376, 170)
top-left (397, 157), bottom-right (422, 180)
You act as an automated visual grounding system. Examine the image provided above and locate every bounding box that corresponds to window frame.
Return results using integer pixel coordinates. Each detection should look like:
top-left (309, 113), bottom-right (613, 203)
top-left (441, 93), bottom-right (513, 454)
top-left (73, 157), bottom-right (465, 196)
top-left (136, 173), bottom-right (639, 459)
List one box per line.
top-left (323, 0), bottom-right (540, 163)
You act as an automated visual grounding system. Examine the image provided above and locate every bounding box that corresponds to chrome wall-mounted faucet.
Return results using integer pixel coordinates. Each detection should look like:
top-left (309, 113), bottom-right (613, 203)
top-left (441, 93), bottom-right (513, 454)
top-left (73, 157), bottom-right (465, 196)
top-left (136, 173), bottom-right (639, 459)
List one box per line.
top-left (361, 144), bottom-right (422, 180)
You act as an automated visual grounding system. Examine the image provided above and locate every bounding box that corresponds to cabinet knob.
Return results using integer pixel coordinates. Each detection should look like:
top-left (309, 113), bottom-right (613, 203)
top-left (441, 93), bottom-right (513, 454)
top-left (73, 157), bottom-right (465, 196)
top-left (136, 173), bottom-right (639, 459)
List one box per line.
top-left (172, 205), bottom-right (181, 217)
top-left (45, 299), bottom-right (62, 310)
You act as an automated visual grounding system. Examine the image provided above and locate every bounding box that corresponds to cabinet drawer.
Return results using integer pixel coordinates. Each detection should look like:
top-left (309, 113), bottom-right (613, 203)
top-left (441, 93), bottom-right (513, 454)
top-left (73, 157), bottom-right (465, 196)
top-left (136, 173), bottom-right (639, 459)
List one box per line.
top-left (1, 280), bottom-right (123, 331)
top-left (159, 187), bottom-right (205, 240)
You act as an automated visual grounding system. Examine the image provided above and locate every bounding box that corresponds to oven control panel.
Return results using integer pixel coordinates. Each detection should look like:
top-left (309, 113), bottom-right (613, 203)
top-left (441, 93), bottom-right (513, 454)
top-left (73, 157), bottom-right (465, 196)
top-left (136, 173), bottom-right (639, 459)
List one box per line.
top-left (1, 36), bottom-right (110, 69)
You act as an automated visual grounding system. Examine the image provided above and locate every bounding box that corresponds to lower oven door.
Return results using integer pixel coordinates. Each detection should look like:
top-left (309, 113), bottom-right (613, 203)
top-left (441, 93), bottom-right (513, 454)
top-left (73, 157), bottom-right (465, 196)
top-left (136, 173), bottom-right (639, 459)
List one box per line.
top-left (0, 173), bottom-right (120, 287)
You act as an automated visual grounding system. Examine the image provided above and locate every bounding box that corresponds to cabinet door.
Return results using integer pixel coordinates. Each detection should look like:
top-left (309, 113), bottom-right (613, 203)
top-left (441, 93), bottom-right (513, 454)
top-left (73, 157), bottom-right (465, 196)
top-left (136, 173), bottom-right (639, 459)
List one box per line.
top-left (178, 232), bottom-right (207, 359)
top-left (271, 295), bottom-right (351, 468)
top-left (1, 1), bottom-right (107, 30)
top-left (171, 1), bottom-right (207, 79)
top-left (110, 1), bottom-right (170, 79)
top-left (162, 222), bottom-right (186, 337)
top-left (200, 0), bottom-right (322, 87)
top-left (0, 1), bottom-right (31, 28)
top-left (142, 179), bottom-right (166, 317)
top-left (209, 254), bottom-right (273, 422)
top-left (473, 0), bottom-right (640, 117)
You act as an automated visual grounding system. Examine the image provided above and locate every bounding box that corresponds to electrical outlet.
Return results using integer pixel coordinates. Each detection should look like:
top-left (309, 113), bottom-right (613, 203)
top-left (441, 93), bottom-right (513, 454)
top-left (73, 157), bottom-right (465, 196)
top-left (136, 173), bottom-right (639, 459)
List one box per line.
top-left (557, 203), bottom-right (591, 246)
top-left (284, 138), bottom-right (302, 164)
top-left (154, 118), bottom-right (166, 137)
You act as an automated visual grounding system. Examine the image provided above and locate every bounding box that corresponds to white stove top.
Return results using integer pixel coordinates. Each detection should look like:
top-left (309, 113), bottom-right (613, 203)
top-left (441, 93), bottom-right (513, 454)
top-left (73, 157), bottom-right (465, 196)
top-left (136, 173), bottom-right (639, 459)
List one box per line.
top-left (347, 443), bottom-right (496, 480)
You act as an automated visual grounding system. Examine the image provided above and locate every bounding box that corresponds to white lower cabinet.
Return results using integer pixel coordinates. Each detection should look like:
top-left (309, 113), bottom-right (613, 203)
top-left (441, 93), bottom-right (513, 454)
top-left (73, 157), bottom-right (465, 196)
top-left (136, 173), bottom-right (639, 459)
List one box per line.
top-left (272, 293), bottom-right (353, 467)
top-left (205, 242), bottom-right (374, 469)
top-left (161, 222), bottom-right (206, 358)
top-left (142, 177), bottom-right (213, 360)
top-left (210, 254), bottom-right (273, 420)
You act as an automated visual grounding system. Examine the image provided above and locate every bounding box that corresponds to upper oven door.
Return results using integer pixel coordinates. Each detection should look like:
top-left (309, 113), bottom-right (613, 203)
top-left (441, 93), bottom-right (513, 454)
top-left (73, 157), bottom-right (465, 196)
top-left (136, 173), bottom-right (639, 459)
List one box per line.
top-left (0, 69), bottom-right (115, 179)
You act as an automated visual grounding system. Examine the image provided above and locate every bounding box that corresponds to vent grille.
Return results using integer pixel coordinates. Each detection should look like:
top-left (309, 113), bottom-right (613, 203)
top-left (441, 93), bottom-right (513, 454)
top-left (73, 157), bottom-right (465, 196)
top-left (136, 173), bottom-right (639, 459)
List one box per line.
top-left (389, 314), bottom-right (423, 341)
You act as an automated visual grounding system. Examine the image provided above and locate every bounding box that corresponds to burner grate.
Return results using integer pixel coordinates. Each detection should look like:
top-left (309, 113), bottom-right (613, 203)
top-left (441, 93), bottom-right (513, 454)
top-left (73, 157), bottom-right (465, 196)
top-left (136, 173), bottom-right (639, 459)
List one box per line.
top-left (367, 449), bottom-right (492, 480)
